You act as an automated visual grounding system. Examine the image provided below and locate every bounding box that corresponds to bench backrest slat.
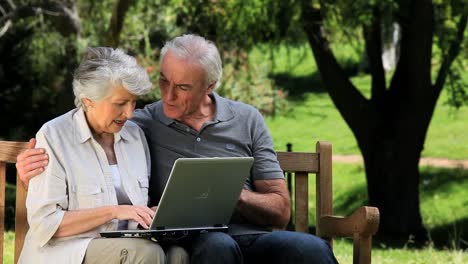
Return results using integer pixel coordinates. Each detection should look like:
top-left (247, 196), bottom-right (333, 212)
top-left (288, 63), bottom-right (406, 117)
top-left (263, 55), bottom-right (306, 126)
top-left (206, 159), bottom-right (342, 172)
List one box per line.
top-left (0, 141), bottom-right (29, 264)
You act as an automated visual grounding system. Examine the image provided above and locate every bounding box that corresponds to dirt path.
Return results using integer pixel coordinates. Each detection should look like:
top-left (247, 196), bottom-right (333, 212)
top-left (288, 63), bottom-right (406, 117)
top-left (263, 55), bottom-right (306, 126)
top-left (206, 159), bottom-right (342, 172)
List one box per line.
top-left (333, 155), bottom-right (468, 169)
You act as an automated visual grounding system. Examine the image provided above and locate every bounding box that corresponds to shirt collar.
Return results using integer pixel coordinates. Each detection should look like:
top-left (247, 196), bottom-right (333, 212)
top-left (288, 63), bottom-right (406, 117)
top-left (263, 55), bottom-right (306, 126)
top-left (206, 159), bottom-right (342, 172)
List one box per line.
top-left (73, 107), bottom-right (132, 144)
top-left (211, 92), bottom-right (234, 122)
top-left (155, 91), bottom-right (235, 126)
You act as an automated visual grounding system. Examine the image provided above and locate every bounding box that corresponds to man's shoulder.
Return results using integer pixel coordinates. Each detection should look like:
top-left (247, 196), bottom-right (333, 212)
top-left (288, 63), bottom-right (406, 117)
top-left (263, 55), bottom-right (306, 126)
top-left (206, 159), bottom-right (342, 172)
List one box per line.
top-left (217, 93), bottom-right (255, 109)
top-left (215, 93), bottom-right (260, 117)
top-left (133, 101), bottom-right (162, 120)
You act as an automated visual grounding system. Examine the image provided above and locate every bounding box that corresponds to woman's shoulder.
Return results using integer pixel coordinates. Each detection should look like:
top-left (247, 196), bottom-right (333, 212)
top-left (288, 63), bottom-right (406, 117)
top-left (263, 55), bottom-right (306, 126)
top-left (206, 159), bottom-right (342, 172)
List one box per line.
top-left (37, 109), bottom-right (78, 136)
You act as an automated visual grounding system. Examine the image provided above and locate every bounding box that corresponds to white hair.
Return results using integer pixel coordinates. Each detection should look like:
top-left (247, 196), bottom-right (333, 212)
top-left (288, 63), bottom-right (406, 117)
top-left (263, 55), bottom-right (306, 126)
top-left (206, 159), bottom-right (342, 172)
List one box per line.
top-left (160, 34), bottom-right (223, 89)
top-left (73, 47), bottom-right (152, 110)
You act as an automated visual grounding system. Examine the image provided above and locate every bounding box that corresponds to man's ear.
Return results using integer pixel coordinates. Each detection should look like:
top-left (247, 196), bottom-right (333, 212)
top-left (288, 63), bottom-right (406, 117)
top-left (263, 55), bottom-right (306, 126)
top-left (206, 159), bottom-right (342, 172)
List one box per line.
top-left (206, 82), bottom-right (216, 94)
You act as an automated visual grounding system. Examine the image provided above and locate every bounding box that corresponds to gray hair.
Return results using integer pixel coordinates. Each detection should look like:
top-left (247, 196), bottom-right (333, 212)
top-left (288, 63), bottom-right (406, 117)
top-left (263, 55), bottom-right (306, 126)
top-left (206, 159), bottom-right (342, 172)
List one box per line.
top-left (73, 47), bottom-right (152, 110)
top-left (160, 34), bottom-right (223, 89)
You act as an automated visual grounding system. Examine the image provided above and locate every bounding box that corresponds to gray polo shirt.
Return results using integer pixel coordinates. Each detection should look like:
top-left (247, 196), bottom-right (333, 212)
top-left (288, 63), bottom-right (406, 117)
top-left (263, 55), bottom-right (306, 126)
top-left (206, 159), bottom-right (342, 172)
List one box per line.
top-left (132, 92), bottom-right (284, 225)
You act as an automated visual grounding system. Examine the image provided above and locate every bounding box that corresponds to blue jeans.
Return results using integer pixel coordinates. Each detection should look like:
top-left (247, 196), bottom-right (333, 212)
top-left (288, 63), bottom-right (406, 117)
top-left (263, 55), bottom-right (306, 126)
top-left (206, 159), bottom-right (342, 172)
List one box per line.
top-left (188, 231), bottom-right (338, 264)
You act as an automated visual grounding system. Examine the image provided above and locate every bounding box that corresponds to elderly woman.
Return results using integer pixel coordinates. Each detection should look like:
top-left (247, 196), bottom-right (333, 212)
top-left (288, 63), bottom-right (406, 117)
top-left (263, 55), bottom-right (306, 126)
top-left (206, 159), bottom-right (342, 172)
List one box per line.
top-left (18, 47), bottom-right (185, 264)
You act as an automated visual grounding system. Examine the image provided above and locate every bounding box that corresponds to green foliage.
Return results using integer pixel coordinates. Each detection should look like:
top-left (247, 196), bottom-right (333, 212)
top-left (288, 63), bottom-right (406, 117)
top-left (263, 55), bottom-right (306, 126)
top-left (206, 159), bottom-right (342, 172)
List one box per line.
top-left (0, 10), bottom-right (74, 140)
top-left (1, 0), bottom-right (301, 142)
top-left (445, 59), bottom-right (468, 108)
top-left (320, 0), bottom-right (397, 35)
top-left (218, 52), bottom-right (289, 116)
top-left (170, 0), bottom-right (303, 50)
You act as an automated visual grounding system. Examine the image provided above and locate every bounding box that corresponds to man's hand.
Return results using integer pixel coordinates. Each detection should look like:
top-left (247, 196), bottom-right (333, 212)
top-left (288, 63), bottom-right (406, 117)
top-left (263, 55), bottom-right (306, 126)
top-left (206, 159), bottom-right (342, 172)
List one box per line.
top-left (15, 138), bottom-right (49, 190)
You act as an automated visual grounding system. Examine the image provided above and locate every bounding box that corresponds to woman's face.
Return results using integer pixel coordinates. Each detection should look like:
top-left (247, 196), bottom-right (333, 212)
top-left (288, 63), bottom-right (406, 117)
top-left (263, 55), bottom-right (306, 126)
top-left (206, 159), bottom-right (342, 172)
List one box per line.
top-left (84, 84), bottom-right (137, 135)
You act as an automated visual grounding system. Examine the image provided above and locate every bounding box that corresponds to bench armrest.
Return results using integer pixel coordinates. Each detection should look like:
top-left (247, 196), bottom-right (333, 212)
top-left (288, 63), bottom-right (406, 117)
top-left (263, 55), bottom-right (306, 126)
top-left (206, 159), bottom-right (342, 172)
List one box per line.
top-left (318, 206), bottom-right (379, 264)
top-left (318, 206), bottom-right (379, 238)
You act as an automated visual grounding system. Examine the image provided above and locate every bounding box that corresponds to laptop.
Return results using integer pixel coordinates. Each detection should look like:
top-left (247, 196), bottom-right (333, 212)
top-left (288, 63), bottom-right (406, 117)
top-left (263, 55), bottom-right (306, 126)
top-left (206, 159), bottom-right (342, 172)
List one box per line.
top-left (100, 156), bottom-right (254, 242)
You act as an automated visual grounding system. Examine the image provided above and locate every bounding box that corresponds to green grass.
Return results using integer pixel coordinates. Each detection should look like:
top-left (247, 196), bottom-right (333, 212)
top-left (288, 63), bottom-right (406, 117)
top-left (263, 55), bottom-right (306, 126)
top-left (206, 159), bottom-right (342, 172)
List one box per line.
top-left (334, 238), bottom-right (467, 263)
top-left (3, 231), bottom-right (15, 264)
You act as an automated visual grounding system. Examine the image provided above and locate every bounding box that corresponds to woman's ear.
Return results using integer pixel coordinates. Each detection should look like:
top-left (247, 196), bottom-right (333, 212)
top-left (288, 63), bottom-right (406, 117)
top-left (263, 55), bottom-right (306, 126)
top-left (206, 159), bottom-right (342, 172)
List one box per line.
top-left (82, 98), bottom-right (93, 108)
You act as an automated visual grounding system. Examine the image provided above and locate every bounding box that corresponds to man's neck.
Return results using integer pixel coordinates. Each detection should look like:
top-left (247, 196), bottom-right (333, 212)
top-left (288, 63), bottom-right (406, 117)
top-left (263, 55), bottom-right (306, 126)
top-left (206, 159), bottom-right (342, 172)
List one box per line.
top-left (178, 95), bottom-right (216, 132)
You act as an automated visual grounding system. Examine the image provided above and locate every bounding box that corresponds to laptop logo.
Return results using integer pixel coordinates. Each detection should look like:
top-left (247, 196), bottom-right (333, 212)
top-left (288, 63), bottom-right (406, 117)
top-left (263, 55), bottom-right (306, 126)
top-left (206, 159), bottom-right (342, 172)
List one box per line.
top-left (225, 143), bottom-right (236, 150)
top-left (196, 188), bottom-right (211, 199)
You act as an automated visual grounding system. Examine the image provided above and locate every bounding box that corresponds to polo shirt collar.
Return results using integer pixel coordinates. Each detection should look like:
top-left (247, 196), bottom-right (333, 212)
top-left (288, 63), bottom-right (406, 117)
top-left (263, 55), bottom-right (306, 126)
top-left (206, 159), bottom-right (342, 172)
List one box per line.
top-left (73, 107), bottom-right (131, 144)
top-left (155, 91), bottom-right (235, 125)
top-left (156, 102), bottom-right (174, 125)
top-left (211, 92), bottom-right (234, 122)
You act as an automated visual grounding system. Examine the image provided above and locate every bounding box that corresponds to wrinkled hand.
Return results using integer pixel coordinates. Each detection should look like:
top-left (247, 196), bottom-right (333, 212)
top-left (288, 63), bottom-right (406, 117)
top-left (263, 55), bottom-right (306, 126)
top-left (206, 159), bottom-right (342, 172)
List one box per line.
top-left (113, 205), bottom-right (155, 229)
top-left (15, 138), bottom-right (49, 190)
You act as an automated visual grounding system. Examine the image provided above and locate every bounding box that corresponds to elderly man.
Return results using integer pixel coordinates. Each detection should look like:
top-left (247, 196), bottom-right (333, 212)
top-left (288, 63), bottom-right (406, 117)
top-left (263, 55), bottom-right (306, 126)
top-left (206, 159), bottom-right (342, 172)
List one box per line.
top-left (17, 34), bottom-right (338, 264)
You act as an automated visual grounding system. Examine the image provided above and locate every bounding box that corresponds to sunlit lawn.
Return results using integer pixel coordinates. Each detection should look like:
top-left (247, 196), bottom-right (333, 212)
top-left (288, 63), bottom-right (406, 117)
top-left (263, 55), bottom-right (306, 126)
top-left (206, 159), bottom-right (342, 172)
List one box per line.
top-left (3, 231), bottom-right (15, 264)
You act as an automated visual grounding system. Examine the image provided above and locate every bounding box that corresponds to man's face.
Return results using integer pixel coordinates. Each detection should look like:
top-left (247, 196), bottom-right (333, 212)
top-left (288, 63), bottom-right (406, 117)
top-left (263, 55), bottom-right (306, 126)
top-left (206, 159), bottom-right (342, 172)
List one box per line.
top-left (159, 51), bottom-right (213, 121)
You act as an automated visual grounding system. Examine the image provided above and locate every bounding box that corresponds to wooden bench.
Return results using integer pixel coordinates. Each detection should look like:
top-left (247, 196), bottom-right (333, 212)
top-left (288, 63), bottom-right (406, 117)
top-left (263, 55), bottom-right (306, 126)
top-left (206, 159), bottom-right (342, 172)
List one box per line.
top-left (0, 140), bottom-right (379, 264)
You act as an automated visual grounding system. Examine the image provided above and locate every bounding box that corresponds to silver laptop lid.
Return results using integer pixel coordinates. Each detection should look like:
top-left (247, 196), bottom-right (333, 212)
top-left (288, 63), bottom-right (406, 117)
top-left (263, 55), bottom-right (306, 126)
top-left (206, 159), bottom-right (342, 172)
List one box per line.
top-left (151, 157), bottom-right (254, 229)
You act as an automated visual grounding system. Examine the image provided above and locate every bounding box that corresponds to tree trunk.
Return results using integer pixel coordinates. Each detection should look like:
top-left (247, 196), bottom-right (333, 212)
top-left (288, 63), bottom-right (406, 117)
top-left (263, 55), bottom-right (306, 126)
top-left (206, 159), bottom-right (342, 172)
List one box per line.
top-left (105, 0), bottom-right (135, 47)
top-left (360, 101), bottom-right (429, 242)
top-left (300, 0), bottom-right (440, 242)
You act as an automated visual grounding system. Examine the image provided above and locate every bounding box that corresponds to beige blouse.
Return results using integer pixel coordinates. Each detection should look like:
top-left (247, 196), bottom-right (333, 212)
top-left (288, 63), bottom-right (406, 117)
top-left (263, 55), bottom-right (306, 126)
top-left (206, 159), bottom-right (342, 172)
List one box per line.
top-left (18, 107), bottom-right (151, 264)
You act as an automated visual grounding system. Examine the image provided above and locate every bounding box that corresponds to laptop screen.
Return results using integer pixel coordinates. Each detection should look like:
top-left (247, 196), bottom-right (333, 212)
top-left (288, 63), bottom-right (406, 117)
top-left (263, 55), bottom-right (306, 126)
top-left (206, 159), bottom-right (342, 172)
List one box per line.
top-left (150, 157), bottom-right (254, 229)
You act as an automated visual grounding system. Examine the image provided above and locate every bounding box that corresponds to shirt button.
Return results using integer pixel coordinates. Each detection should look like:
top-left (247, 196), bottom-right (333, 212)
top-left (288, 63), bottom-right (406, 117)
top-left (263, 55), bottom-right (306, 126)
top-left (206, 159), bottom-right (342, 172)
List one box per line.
top-left (196, 137), bottom-right (201, 142)
top-left (186, 128), bottom-right (190, 132)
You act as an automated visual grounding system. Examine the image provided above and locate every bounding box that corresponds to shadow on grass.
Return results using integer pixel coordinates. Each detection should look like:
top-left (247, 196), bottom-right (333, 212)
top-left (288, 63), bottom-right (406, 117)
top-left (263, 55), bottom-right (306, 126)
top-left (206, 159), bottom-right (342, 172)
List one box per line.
top-left (419, 167), bottom-right (468, 197)
top-left (373, 167), bottom-right (468, 250)
top-left (429, 217), bottom-right (468, 250)
top-left (270, 72), bottom-right (326, 101)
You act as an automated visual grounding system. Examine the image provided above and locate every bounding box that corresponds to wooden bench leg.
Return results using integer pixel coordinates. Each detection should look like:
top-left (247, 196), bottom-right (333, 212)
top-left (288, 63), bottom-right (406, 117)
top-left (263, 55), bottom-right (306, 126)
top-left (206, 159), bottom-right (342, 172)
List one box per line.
top-left (353, 233), bottom-right (372, 264)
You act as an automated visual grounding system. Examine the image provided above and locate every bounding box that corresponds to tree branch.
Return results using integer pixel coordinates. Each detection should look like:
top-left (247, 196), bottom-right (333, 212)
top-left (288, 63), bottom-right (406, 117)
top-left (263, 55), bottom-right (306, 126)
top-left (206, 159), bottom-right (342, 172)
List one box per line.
top-left (0, 6), bottom-right (42, 25)
top-left (0, 19), bottom-right (11, 37)
top-left (0, 1), bottom-right (80, 38)
top-left (105, 0), bottom-right (135, 47)
top-left (300, 1), bottom-right (370, 138)
top-left (363, 8), bottom-right (386, 105)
